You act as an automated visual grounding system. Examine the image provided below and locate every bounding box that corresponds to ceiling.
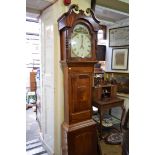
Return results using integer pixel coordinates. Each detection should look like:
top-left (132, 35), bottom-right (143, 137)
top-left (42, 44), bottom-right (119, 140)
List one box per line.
top-left (93, 0), bottom-right (129, 25)
top-left (94, 5), bottom-right (128, 25)
top-left (26, 0), bottom-right (129, 25)
top-left (26, 0), bottom-right (56, 19)
top-left (95, 0), bottom-right (129, 13)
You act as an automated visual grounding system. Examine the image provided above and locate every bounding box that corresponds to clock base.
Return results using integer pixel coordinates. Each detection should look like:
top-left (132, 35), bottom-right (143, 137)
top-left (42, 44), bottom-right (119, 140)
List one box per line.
top-left (61, 119), bottom-right (98, 155)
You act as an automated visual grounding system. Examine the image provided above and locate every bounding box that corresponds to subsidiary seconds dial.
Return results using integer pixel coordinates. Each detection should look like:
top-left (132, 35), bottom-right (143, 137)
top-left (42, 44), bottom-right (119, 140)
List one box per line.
top-left (71, 24), bottom-right (92, 58)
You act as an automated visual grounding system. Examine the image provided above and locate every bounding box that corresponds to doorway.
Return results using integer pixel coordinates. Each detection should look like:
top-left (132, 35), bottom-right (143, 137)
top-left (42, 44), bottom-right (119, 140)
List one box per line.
top-left (26, 15), bottom-right (43, 153)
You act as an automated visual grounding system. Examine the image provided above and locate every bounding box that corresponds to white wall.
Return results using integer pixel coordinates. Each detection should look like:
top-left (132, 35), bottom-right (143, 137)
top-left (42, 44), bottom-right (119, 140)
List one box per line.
top-left (105, 18), bottom-right (129, 73)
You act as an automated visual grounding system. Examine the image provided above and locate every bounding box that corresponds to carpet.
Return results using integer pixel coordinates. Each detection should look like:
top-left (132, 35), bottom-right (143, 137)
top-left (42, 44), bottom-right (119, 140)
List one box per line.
top-left (92, 114), bottom-right (120, 128)
top-left (105, 133), bottom-right (122, 145)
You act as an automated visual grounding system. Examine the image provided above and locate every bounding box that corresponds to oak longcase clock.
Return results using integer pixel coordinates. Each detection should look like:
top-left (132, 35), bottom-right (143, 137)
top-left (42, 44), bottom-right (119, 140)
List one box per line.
top-left (58, 4), bottom-right (106, 155)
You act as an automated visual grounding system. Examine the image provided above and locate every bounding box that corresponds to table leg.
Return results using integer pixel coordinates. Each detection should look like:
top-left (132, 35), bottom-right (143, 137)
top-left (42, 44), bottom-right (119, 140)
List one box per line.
top-left (99, 107), bottom-right (104, 139)
top-left (120, 105), bottom-right (126, 132)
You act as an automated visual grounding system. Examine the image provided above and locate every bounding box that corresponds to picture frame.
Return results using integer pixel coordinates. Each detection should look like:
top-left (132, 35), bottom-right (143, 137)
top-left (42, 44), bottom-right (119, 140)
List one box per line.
top-left (111, 48), bottom-right (129, 70)
top-left (109, 26), bottom-right (129, 47)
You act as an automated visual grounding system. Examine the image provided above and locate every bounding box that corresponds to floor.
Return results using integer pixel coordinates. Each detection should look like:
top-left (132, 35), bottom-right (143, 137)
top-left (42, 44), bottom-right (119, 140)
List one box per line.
top-left (26, 138), bottom-right (48, 155)
top-left (26, 107), bottom-right (40, 142)
top-left (26, 107), bottom-right (48, 155)
top-left (97, 107), bottom-right (122, 155)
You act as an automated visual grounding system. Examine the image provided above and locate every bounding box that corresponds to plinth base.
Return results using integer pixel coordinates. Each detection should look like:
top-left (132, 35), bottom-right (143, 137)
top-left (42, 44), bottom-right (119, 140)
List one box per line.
top-left (61, 119), bottom-right (98, 155)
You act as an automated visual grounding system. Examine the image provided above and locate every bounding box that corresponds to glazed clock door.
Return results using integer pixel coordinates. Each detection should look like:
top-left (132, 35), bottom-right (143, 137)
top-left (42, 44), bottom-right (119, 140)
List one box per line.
top-left (71, 24), bottom-right (92, 58)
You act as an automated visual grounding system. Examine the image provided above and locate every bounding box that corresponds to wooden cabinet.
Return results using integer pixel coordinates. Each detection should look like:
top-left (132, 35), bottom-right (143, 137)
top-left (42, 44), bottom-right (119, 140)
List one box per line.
top-left (93, 72), bottom-right (104, 87)
top-left (30, 71), bottom-right (36, 91)
top-left (93, 84), bottom-right (117, 100)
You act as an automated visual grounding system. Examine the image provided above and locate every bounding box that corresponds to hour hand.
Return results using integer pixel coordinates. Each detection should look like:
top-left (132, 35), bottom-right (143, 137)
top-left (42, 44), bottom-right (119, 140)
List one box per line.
top-left (80, 35), bottom-right (84, 49)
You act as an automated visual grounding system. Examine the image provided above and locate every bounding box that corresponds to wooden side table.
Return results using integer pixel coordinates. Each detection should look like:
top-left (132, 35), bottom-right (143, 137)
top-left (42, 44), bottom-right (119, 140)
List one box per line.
top-left (92, 97), bottom-right (125, 139)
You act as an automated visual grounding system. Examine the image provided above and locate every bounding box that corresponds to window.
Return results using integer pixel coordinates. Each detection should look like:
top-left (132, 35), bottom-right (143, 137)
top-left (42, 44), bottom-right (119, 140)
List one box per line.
top-left (97, 29), bottom-right (107, 45)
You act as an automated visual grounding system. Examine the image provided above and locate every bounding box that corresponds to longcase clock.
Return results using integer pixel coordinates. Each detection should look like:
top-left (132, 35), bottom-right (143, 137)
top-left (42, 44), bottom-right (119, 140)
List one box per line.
top-left (57, 4), bottom-right (106, 155)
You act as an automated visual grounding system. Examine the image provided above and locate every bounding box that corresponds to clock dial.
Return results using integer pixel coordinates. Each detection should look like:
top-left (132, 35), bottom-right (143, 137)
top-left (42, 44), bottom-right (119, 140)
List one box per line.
top-left (71, 24), bottom-right (92, 58)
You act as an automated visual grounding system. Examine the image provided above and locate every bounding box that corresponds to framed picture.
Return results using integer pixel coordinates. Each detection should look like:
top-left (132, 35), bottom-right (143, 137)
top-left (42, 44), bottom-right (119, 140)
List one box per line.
top-left (111, 48), bottom-right (129, 70)
top-left (109, 26), bottom-right (129, 47)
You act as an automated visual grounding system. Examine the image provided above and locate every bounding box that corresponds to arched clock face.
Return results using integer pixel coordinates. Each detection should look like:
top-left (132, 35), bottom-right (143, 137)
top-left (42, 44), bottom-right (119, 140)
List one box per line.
top-left (71, 24), bottom-right (92, 58)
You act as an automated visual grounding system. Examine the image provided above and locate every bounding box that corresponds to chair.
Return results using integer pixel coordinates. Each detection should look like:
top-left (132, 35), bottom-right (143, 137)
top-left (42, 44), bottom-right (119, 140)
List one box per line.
top-left (26, 91), bottom-right (37, 104)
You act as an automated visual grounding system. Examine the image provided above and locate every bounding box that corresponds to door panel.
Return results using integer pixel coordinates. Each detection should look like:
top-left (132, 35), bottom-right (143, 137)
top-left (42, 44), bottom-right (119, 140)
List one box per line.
top-left (69, 67), bottom-right (93, 123)
top-left (40, 19), bottom-right (54, 153)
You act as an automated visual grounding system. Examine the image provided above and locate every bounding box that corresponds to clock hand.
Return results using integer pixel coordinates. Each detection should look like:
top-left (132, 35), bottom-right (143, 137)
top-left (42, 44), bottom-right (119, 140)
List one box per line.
top-left (80, 35), bottom-right (84, 49)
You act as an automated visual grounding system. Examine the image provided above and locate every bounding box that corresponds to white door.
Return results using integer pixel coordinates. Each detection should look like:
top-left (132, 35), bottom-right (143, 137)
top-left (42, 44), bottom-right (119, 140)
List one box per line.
top-left (40, 17), bottom-right (54, 154)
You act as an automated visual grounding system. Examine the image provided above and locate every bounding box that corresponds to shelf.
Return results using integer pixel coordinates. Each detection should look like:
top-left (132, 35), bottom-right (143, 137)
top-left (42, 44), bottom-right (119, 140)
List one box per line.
top-left (92, 114), bottom-right (120, 128)
top-left (94, 68), bottom-right (104, 74)
top-left (117, 93), bottom-right (129, 98)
